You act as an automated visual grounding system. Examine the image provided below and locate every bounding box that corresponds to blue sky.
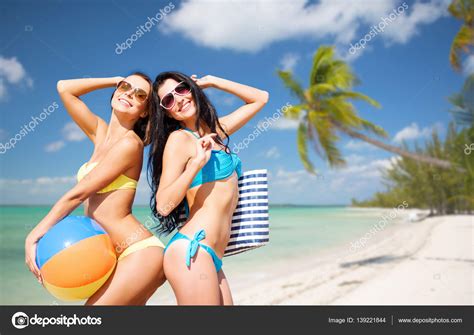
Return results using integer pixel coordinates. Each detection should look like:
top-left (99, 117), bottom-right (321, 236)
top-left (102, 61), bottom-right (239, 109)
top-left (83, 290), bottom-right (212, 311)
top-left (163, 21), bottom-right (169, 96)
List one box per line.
top-left (0, 0), bottom-right (469, 205)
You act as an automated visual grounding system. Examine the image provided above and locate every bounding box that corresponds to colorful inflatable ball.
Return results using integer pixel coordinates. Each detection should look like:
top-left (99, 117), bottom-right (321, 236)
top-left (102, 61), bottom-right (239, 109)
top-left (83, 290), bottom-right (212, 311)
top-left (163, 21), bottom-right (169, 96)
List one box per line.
top-left (35, 216), bottom-right (117, 301)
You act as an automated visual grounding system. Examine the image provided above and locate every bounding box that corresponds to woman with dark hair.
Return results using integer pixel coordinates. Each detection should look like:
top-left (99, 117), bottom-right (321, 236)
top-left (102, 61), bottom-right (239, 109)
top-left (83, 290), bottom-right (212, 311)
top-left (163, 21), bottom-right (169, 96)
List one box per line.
top-left (25, 73), bottom-right (166, 305)
top-left (149, 72), bottom-right (269, 304)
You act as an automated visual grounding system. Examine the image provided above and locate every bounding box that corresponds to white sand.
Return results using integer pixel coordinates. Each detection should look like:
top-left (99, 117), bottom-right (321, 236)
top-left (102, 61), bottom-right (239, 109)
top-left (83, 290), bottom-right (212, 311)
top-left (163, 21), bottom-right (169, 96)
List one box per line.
top-left (332, 215), bottom-right (473, 305)
top-left (148, 214), bottom-right (473, 305)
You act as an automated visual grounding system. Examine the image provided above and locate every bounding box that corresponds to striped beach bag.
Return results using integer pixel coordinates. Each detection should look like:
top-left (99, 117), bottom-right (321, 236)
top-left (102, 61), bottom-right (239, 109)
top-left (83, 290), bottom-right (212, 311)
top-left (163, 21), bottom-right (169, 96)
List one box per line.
top-left (178, 169), bottom-right (269, 256)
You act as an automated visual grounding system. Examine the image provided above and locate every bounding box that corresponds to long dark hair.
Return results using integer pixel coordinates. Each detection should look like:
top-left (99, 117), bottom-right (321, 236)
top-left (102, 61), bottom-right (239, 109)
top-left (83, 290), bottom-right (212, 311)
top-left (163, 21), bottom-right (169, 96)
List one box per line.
top-left (147, 71), bottom-right (229, 235)
top-left (111, 72), bottom-right (155, 145)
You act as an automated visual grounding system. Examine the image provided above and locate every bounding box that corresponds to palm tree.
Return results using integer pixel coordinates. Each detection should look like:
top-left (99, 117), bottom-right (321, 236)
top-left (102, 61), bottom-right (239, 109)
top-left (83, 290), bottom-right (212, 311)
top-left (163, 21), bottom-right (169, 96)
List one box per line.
top-left (448, 0), bottom-right (474, 71)
top-left (354, 124), bottom-right (474, 214)
top-left (449, 74), bottom-right (474, 125)
top-left (277, 46), bottom-right (456, 174)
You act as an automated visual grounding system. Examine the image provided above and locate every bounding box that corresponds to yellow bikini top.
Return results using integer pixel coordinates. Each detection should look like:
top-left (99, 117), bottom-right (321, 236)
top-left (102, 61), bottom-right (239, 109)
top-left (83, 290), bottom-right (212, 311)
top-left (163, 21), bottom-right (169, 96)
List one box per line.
top-left (76, 162), bottom-right (138, 194)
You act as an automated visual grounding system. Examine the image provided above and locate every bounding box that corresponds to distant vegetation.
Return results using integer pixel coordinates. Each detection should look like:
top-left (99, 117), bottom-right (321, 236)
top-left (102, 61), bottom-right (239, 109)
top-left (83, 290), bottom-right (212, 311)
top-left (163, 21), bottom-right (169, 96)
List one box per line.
top-left (352, 123), bottom-right (474, 214)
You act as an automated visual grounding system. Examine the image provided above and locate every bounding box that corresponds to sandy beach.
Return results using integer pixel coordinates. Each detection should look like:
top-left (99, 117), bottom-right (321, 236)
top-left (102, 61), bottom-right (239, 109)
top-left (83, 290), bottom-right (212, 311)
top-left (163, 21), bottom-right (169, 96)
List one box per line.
top-left (148, 214), bottom-right (473, 305)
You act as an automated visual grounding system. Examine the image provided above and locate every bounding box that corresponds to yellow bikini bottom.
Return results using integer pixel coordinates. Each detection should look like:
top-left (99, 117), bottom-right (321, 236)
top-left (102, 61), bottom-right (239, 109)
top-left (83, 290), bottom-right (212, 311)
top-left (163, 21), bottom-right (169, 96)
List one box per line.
top-left (118, 235), bottom-right (165, 261)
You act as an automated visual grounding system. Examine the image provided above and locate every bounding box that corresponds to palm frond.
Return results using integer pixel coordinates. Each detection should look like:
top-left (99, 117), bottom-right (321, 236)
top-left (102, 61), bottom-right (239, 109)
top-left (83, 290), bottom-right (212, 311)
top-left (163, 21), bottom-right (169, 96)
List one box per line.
top-left (310, 46), bottom-right (335, 85)
top-left (309, 112), bottom-right (345, 167)
top-left (297, 122), bottom-right (316, 173)
top-left (328, 60), bottom-right (358, 88)
top-left (449, 25), bottom-right (474, 71)
top-left (277, 70), bottom-right (306, 101)
top-left (449, 74), bottom-right (474, 125)
top-left (330, 91), bottom-right (381, 108)
top-left (283, 104), bottom-right (306, 120)
top-left (308, 83), bottom-right (337, 96)
top-left (359, 119), bottom-right (389, 138)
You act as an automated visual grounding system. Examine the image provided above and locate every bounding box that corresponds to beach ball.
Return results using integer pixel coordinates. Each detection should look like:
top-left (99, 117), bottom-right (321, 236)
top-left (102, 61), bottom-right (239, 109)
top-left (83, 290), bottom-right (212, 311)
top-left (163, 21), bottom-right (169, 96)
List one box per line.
top-left (35, 216), bottom-right (117, 301)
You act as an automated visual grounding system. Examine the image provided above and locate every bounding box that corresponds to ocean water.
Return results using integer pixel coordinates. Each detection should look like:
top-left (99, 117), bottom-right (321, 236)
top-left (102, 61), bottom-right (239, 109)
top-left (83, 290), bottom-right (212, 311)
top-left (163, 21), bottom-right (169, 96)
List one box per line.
top-left (0, 205), bottom-right (398, 305)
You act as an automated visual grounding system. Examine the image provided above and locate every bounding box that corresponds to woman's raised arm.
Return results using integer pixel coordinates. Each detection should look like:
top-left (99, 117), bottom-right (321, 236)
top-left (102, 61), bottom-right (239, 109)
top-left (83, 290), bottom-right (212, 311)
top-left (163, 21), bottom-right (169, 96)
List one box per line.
top-left (193, 75), bottom-right (269, 137)
top-left (56, 77), bottom-right (123, 143)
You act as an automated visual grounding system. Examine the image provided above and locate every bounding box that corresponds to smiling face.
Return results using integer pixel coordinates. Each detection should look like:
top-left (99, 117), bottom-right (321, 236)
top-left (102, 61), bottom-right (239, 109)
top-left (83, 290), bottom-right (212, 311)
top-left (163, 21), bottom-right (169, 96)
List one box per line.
top-left (157, 78), bottom-right (196, 121)
top-left (111, 75), bottom-right (151, 121)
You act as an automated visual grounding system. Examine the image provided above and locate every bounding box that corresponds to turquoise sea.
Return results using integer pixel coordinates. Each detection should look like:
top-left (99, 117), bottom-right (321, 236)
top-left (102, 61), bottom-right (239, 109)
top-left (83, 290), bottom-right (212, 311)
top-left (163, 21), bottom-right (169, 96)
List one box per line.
top-left (0, 205), bottom-right (392, 305)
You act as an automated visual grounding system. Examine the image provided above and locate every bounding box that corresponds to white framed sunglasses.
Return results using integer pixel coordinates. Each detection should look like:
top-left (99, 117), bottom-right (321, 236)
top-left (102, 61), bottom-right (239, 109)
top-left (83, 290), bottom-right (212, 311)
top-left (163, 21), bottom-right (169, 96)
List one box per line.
top-left (159, 81), bottom-right (192, 110)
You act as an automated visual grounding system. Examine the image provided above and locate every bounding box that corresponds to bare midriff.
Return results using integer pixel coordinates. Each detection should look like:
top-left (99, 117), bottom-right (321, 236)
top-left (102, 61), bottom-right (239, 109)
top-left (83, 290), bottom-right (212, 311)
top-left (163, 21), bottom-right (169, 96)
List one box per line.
top-left (84, 190), bottom-right (154, 257)
top-left (179, 172), bottom-right (239, 258)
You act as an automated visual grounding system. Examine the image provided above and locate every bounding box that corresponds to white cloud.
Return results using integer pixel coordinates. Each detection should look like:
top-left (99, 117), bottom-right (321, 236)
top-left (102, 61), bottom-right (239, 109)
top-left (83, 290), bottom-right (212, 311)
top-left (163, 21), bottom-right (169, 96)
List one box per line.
top-left (0, 56), bottom-right (28, 83)
top-left (0, 79), bottom-right (6, 99)
top-left (280, 53), bottom-right (300, 72)
top-left (344, 140), bottom-right (375, 151)
top-left (0, 56), bottom-right (33, 100)
top-left (0, 176), bottom-right (76, 187)
top-left (464, 55), bottom-right (474, 75)
top-left (0, 175), bottom-right (76, 204)
top-left (268, 118), bottom-right (299, 130)
top-left (381, 0), bottom-right (450, 45)
top-left (268, 155), bottom-right (400, 203)
top-left (0, 171), bottom-right (153, 205)
top-left (45, 122), bottom-right (87, 153)
top-left (35, 176), bottom-right (76, 185)
top-left (160, 0), bottom-right (449, 53)
top-left (345, 154), bottom-right (366, 164)
top-left (44, 140), bottom-right (65, 152)
top-left (264, 146), bottom-right (281, 159)
top-left (330, 156), bottom-right (398, 179)
top-left (393, 122), bottom-right (443, 143)
top-left (62, 122), bottom-right (87, 142)
top-left (272, 168), bottom-right (319, 192)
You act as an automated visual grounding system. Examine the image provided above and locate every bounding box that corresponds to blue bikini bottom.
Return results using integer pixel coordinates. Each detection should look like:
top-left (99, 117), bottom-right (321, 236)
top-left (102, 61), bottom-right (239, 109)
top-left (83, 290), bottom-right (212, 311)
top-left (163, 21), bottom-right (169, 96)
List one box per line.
top-left (164, 229), bottom-right (223, 272)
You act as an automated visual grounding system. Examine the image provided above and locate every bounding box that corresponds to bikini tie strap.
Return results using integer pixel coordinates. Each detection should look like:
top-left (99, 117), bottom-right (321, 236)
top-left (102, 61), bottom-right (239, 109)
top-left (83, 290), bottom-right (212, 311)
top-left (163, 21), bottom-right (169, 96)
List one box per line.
top-left (185, 229), bottom-right (206, 267)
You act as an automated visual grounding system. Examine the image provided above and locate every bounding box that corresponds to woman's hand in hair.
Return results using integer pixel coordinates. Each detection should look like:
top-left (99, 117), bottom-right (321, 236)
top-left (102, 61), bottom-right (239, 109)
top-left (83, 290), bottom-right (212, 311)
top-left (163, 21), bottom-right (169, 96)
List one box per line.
top-left (188, 133), bottom-right (217, 169)
top-left (191, 74), bottom-right (215, 89)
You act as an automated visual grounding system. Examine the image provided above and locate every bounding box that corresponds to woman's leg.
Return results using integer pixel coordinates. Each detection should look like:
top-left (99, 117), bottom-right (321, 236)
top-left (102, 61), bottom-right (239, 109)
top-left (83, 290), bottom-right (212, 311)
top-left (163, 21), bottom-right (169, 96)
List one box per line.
top-left (217, 270), bottom-right (233, 305)
top-left (164, 239), bottom-right (221, 305)
top-left (85, 246), bottom-right (165, 305)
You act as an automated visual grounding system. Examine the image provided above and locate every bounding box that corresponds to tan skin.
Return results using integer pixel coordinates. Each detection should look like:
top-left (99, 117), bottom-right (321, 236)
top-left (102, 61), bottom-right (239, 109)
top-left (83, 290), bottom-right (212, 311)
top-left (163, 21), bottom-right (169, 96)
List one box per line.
top-left (25, 75), bottom-right (165, 305)
top-left (156, 75), bottom-right (269, 305)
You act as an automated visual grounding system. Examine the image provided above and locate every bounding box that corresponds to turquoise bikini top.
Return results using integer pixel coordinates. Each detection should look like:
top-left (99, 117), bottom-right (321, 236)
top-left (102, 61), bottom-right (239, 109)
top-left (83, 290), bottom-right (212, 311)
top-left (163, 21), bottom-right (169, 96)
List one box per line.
top-left (181, 127), bottom-right (242, 189)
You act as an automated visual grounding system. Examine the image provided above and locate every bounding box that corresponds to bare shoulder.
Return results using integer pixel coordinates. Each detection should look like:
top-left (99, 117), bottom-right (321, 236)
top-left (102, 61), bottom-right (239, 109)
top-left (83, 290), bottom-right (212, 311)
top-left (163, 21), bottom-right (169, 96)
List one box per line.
top-left (166, 129), bottom-right (194, 148)
top-left (115, 132), bottom-right (144, 157)
top-left (164, 129), bottom-right (195, 160)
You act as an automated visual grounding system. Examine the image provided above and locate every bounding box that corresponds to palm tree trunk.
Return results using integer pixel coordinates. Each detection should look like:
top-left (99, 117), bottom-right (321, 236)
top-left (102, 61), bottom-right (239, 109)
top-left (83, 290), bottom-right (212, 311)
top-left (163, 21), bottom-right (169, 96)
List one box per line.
top-left (334, 123), bottom-right (460, 170)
